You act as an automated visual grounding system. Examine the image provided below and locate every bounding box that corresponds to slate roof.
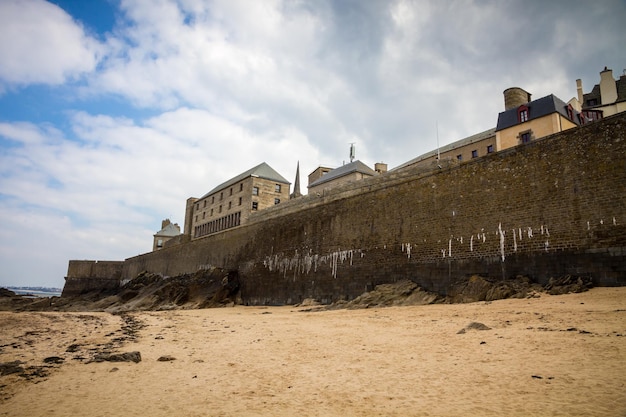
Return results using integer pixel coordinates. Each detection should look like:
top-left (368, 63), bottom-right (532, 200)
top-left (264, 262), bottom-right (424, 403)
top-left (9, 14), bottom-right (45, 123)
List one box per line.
top-left (155, 223), bottom-right (180, 237)
top-left (201, 162), bottom-right (290, 199)
top-left (496, 94), bottom-right (580, 131)
top-left (392, 127), bottom-right (496, 171)
top-left (308, 160), bottom-right (377, 188)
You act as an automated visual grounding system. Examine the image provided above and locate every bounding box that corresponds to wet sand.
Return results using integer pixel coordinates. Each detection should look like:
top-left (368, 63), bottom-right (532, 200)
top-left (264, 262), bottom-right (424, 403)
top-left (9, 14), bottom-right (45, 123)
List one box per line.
top-left (1, 287), bottom-right (625, 416)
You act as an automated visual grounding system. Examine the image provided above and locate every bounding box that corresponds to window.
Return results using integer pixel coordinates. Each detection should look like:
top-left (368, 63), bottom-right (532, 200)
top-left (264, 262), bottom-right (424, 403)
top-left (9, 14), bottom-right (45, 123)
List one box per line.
top-left (230, 188), bottom-right (233, 196)
top-left (195, 215), bottom-right (198, 222)
top-left (228, 201), bottom-right (232, 209)
top-left (239, 183), bottom-right (243, 192)
top-left (252, 202), bottom-right (258, 210)
top-left (212, 196), bottom-right (215, 204)
top-left (518, 105), bottom-right (529, 123)
top-left (219, 205), bottom-right (222, 213)
top-left (274, 198), bottom-right (280, 205)
top-left (457, 154), bottom-right (462, 161)
top-left (471, 150), bottom-right (478, 158)
top-left (203, 200), bottom-right (206, 208)
top-left (202, 212), bottom-right (205, 219)
top-left (566, 104), bottom-right (574, 120)
top-left (239, 197), bottom-right (242, 206)
top-left (157, 239), bottom-right (163, 248)
top-left (196, 203), bottom-right (199, 210)
top-left (220, 192), bottom-right (223, 200)
top-left (587, 98), bottom-right (598, 107)
top-left (252, 186), bottom-right (259, 196)
top-left (487, 145), bottom-right (494, 154)
top-left (210, 208), bottom-right (213, 216)
top-left (521, 132), bottom-right (532, 144)
top-left (275, 184), bottom-right (281, 193)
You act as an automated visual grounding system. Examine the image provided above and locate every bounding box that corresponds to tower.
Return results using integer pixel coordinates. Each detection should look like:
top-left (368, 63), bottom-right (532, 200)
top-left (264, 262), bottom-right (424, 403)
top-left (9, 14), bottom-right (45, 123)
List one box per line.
top-left (290, 161), bottom-right (302, 199)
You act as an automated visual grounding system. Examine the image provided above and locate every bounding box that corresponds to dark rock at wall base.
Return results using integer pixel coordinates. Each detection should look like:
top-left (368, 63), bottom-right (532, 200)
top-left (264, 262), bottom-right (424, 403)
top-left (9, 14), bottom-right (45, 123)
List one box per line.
top-left (544, 275), bottom-right (593, 295)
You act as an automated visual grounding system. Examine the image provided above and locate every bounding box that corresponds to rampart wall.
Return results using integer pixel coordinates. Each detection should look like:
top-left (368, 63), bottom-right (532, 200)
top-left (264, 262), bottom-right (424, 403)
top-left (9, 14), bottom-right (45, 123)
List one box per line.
top-left (121, 113), bottom-right (626, 305)
top-left (62, 260), bottom-right (124, 298)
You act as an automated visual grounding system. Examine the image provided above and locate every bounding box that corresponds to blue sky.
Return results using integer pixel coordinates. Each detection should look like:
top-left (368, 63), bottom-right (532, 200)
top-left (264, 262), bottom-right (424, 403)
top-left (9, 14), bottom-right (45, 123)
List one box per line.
top-left (1, 0), bottom-right (625, 288)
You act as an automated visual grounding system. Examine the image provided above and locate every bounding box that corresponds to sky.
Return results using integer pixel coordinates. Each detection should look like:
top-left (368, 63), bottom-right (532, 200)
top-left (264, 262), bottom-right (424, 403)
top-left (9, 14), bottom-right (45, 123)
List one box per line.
top-left (0, 0), bottom-right (624, 288)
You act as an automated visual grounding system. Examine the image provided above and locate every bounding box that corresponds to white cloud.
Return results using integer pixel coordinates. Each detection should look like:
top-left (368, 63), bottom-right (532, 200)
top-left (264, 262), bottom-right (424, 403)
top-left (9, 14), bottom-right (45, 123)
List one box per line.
top-left (0, 0), bottom-right (103, 91)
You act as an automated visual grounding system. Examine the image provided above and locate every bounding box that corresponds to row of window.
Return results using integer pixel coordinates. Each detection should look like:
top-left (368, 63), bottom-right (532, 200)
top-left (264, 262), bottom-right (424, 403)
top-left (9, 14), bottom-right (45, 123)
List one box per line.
top-left (194, 211), bottom-right (242, 238)
top-left (456, 144), bottom-right (494, 161)
top-left (196, 184), bottom-right (283, 211)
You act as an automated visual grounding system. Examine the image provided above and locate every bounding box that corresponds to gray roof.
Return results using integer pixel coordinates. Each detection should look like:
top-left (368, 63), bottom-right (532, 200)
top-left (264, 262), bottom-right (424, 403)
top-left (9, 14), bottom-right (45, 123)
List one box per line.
top-left (392, 127), bottom-right (496, 171)
top-left (496, 94), bottom-right (580, 131)
top-left (308, 160), bottom-right (376, 188)
top-left (155, 223), bottom-right (180, 237)
top-left (201, 162), bottom-right (290, 199)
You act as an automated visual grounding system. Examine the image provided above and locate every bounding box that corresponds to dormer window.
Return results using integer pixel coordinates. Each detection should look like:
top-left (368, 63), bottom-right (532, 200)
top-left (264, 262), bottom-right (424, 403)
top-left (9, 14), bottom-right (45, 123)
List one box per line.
top-left (518, 105), bottom-right (529, 123)
top-left (566, 104), bottom-right (574, 121)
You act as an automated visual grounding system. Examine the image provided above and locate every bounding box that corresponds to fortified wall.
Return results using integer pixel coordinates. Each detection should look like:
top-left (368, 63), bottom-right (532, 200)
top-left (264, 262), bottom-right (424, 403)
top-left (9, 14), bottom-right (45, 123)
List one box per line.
top-left (62, 260), bottom-right (124, 298)
top-left (121, 113), bottom-right (626, 305)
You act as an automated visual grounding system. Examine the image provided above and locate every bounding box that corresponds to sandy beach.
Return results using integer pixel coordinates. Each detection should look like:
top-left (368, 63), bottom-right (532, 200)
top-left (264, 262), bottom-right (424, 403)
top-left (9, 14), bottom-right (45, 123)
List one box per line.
top-left (1, 287), bottom-right (625, 417)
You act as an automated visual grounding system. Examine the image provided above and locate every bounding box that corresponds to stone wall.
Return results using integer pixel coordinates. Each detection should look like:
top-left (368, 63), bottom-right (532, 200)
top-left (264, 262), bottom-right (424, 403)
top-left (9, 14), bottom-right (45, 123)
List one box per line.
top-left (116, 112), bottom-right (626, 305)
top-left (62, 260), bottom-right (124, 298)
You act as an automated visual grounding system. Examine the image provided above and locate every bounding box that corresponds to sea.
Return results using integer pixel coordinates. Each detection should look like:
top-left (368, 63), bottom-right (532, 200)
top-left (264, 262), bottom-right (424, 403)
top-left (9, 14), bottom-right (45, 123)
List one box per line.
top-left (8, 288), bottom-right (63, 298)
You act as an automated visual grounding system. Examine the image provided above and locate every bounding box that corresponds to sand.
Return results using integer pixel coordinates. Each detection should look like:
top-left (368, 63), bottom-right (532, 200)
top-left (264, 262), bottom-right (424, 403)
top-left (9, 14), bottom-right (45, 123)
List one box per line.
top-left (1, 287), bottom-right (625, 417)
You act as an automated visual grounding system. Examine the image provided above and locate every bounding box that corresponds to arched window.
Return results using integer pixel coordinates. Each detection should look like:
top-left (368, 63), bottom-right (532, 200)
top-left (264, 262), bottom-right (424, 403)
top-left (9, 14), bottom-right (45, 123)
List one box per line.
top-left (518, 105), bottom-right (529, 123)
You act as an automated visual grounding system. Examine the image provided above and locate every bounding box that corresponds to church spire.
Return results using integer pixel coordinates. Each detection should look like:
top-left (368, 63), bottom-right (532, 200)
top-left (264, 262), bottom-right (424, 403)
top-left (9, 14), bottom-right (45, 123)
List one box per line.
top-left (290, 161), bottom-right (302, 199)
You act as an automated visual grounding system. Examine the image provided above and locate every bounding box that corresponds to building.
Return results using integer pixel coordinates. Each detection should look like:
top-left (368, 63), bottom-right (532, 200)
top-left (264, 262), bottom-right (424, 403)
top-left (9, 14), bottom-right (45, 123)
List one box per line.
top-left (495, 88), bottom-right (580, 150)
top-left (393, 128), bottom-right (497, 171)
top-left (153, 219), bottom-right (181, 251)
top-left (308, 160), bottom-right (382, 195)
top-left (575, 66), bottom-right (626, 120)
top-left (185, 162), bottom-right (290, 239)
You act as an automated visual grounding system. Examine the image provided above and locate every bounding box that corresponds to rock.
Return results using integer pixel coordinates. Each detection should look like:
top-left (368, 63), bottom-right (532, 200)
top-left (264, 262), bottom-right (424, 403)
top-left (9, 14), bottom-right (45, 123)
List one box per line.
top-left (458, 322), bottom-right (492, 334)
top-left (43, 356), bottom-right (65, 364)
top-left (545, 275), bottom-right (593, 295)
top-left (0, 361), bottom-right (24, 376)
top-left (0, 288), bottom-right (17, 298)
top-left (93, 351), bottom-right (142, 363)
top-left (157, 355), bottom-right (176, 362)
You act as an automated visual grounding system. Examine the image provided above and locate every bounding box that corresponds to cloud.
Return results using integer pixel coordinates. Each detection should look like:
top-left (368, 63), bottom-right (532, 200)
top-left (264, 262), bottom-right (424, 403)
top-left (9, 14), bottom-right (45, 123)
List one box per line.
top-left (0, 0), bottom-right (103, 91)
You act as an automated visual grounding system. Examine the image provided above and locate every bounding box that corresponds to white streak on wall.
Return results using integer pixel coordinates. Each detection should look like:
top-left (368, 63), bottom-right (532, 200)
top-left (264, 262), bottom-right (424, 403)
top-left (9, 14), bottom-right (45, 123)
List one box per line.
top-left (498, 223), bottom-right (506, 262)
top-left (587, 221), bottom-right (591, 230)
top-left (448, 239), bottom-right (452, 257)
top-left (527, 227), bottom-right (533, 238)
top-left (614, 217), bottom-right (617, 225)
top-left (512, 229), bottom-right (517, 252)
top-left (470, 235), bottom-right (474, 252)
top-left (441, 249), bottom-right (446, 258)
top-left (519, 228), bottom-right (523, 241)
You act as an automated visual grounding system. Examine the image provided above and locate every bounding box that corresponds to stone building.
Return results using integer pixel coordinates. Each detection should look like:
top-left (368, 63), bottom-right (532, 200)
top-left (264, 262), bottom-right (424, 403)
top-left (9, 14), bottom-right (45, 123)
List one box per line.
top-left (184, 162), bottom-right (290, 240)
top-left (307, 160), bottom-right (382, 195)
top-left (575, 66), bottom-right (626, 119)
top-left (393, 127), bottom-right (497, 171)
top-left (153, 219), bottom-right (181, 251)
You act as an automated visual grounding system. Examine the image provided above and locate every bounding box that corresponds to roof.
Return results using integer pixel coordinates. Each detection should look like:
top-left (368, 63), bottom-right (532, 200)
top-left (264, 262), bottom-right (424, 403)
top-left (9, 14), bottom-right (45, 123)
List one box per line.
top-left (308, 160), bottom-right (377, 188)
top-left (496, 94), bottom-right (580, 131)
top-left (155, 222), bottom-right (180, 237)
top-left (392, 127), bottom-right (496, 171)
top-left (201, 162), bottom-right (290, 199)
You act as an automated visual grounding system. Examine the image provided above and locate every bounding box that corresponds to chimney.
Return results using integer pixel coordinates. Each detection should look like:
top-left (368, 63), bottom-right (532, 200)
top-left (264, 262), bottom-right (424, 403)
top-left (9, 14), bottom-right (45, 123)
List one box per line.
top-left (161, 219), bottom-right (171, 229)
top-left (576, 79), bottom-right (584, 105)
top-left (503, 87), bottom-right (532, 110)
top-left (374, 162), bottom-right (387, 174)
top-left (599, 67), bottom-right (617, 105)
